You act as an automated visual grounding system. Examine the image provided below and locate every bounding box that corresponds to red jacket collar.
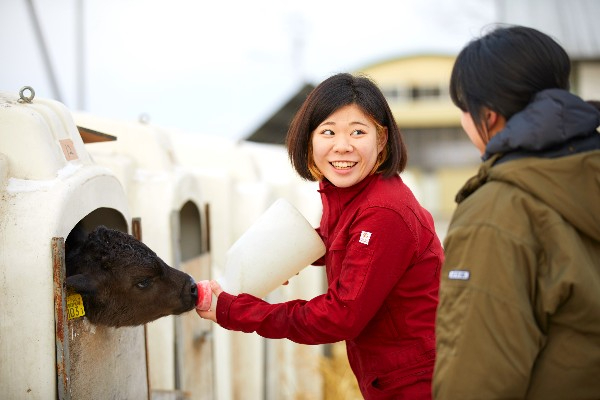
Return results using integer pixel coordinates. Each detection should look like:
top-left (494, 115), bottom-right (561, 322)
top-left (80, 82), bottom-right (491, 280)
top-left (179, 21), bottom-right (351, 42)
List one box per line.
top-left (318, 173), bottom-right (380, 208)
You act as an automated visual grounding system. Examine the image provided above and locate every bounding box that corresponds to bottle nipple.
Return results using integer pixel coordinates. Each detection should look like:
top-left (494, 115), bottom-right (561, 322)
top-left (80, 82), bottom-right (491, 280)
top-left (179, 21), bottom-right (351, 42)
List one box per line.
top-left (195, 280), bottom-right (212, 311)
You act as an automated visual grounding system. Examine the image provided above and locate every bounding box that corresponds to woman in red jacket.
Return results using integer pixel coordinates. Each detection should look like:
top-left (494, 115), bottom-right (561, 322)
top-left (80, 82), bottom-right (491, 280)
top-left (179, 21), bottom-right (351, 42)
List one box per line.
top-left (199, 73), bottom-right (443, 399)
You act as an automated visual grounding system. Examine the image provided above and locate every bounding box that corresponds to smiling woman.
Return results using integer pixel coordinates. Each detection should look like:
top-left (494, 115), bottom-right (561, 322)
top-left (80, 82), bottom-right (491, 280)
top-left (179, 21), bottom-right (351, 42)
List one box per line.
top-left (197, 73), bottom-right (444, 400)
top-left (310, 103), bottom-right (388, 188)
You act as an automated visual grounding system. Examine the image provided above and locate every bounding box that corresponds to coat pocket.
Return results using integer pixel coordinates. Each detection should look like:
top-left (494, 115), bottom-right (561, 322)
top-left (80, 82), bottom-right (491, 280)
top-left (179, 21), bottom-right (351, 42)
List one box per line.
top-left (368, 352), bottom-right (435, 399)
top-left (335, 244), bottom-right (374, 301)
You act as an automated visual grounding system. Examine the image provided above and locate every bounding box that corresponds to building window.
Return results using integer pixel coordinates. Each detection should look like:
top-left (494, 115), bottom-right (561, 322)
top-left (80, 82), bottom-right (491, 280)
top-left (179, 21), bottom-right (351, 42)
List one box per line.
top-left (411, 86), bottom-right (441, 100)
top-left (382, 87), bottom-right (410, 102)
top-left (383, 84), bottom-right (448, 103)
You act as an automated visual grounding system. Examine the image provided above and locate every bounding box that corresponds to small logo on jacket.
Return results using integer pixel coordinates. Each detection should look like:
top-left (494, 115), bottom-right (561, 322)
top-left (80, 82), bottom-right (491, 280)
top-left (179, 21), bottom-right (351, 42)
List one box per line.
top-left (359, 231), bottom-right (372, 245)
top-left (448, 270), bottom-right (470, 280)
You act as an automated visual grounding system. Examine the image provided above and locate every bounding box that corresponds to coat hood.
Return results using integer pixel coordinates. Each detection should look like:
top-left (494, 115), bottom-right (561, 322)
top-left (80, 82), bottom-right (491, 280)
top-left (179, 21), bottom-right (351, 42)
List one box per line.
top-left (484, 89), bottom-right (600, 160)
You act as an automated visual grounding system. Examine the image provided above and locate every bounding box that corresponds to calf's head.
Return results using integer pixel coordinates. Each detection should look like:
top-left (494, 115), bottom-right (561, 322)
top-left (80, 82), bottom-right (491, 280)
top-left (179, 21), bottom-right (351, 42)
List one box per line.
top-left (65, 225), bottom-right (198, 327)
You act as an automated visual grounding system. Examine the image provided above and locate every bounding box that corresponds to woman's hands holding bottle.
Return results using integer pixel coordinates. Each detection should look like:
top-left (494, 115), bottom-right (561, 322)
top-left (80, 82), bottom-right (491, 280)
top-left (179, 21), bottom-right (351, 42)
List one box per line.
top-left (196, 280), bottom-right (224, 322)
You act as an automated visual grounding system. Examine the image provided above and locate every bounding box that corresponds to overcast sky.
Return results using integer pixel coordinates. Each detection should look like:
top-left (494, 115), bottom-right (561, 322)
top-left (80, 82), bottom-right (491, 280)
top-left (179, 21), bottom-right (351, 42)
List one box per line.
top-left (1, 0), bottom-right (496, 139)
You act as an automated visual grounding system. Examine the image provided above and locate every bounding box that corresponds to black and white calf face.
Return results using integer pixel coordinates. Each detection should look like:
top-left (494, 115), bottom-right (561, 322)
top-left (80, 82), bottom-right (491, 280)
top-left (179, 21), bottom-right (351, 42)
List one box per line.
top-left (65, 225), bottom-right (198, 327)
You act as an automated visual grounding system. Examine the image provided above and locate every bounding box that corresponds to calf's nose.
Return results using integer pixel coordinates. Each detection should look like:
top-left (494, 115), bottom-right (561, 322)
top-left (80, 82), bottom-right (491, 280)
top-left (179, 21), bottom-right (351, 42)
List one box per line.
top-left (189, 276), bottom-right (198, 303)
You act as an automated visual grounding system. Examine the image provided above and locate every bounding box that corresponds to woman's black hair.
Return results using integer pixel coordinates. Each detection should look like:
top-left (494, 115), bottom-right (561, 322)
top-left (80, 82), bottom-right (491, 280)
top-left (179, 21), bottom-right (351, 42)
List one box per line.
top-left (450, 25), bottom-right (571, 137)
top-left (286, 73), bottom-right (407, 181)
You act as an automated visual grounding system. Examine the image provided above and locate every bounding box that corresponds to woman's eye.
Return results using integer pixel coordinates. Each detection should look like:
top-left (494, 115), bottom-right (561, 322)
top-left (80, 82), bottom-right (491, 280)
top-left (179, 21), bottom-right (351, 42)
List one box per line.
top-left (321, 129), bottom-right (334, 136)
top-left (351, 129), bottom-right (365, 136)
top-left (136, 278), bottom-right (152, 289)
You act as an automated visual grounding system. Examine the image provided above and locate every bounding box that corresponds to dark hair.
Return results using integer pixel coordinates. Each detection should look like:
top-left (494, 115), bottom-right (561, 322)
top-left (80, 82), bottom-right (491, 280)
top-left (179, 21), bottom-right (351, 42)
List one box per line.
top-left (286, 73), bottom-right (407, 181)
top-left (450, 25), bottom-right (571, 139)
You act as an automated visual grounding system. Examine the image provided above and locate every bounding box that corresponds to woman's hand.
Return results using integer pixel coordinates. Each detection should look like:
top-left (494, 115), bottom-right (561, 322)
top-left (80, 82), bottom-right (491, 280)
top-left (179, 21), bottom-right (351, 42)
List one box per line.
top-left (196, 280), bottom-right (224, 322)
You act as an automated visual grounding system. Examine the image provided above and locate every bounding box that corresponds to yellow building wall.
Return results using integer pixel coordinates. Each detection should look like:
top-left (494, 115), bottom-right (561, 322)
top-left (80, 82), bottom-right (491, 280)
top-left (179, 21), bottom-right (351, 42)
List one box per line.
top-left (357, 55), bottom-right (461, 128)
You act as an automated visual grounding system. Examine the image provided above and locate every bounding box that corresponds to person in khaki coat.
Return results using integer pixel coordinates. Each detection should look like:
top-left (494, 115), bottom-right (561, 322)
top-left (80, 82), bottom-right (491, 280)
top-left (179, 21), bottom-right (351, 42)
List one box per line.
top-left (433, 25), bottom-right (600, 399)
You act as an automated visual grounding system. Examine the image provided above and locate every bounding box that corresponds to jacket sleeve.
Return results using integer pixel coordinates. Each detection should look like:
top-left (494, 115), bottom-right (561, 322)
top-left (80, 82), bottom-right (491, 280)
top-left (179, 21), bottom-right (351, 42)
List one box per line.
top-left (215, 207), bottom-right (423, 345)
top-left (434, 222), bottom-right (544, 399)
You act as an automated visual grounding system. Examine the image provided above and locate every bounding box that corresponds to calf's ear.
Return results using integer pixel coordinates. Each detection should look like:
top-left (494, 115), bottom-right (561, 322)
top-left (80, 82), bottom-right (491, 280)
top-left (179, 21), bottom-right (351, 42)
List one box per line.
top-left (66, 274), bottom-right (99, 295)
top-left (65, 223), bottom-right (88, 253)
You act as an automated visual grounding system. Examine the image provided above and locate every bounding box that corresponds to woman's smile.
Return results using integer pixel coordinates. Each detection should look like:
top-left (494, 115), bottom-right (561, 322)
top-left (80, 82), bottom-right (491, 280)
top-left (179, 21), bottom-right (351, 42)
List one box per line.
top-left (330, 161), bottom-right (357, 169)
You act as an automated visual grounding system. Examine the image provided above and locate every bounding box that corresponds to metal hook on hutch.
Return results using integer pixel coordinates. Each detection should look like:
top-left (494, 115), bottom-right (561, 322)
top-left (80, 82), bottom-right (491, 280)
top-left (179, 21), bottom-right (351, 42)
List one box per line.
top-left (18, 86), bottom-right (36, 103)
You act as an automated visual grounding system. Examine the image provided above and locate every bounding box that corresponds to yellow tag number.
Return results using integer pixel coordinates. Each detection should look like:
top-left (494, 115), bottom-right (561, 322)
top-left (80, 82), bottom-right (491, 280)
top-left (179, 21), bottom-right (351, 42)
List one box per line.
top-left (66, 293), bottom-right (86, 320)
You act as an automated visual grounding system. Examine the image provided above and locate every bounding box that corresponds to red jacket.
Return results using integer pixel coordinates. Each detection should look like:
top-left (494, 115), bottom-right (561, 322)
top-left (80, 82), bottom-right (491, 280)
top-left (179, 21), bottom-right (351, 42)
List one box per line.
top-left (216, 174), bottom-right (442, 399)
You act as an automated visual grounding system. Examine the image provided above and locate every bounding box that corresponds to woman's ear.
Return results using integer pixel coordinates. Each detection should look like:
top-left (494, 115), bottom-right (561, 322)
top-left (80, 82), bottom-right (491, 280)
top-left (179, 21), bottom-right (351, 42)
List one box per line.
top-left (378, 127), bottom-right (388, 152)
top-left (485, 109), bottom-right (506, 138)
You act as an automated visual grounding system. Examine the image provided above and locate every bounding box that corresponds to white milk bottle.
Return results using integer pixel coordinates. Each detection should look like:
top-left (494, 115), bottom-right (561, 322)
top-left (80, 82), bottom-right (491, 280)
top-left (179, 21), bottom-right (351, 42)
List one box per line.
top-left (196, 198), bottom-right (325, 311)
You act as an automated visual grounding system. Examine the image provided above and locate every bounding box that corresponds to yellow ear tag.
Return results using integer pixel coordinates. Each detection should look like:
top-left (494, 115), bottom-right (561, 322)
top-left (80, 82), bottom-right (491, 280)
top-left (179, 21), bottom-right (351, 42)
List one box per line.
top-left (66, 292), bottom-right (86, 320)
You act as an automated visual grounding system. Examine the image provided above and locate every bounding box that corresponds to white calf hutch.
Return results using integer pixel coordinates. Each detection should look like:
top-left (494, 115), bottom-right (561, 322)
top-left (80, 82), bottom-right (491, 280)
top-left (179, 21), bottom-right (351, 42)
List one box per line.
top-left (0, 88), bottom-right (148, 399)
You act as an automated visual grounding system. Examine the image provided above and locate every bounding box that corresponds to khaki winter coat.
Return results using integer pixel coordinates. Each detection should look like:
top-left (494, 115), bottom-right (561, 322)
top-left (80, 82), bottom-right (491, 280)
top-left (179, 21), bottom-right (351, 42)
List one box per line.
top-left (434, 89), bottom-right (600, 399)
top-left (435, 151), bottom-right (600, 399)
